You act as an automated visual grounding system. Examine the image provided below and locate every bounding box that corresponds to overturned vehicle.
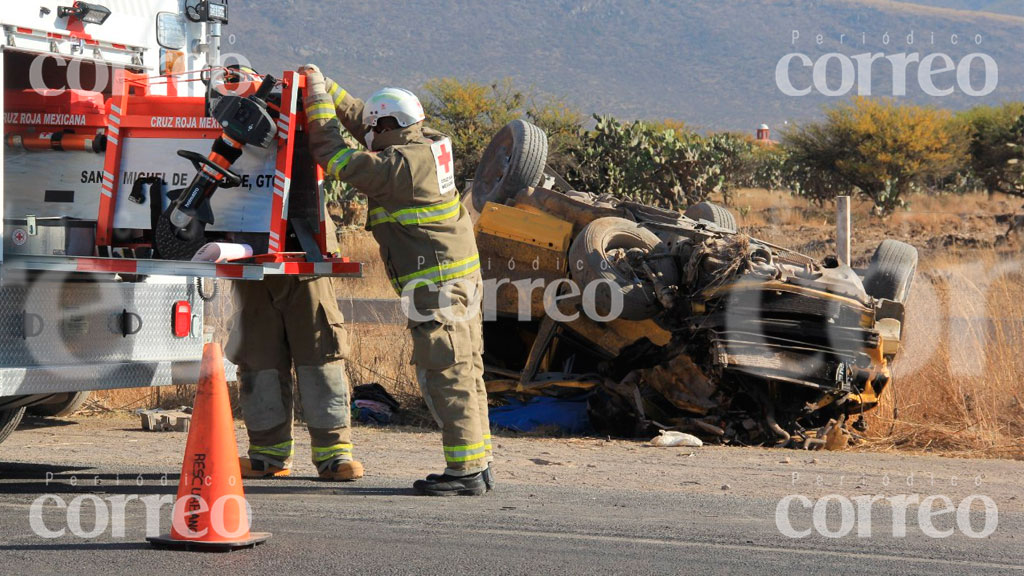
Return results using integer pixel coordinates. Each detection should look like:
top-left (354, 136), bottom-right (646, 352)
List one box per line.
top-left (469, 120), bottom-right (917, 448)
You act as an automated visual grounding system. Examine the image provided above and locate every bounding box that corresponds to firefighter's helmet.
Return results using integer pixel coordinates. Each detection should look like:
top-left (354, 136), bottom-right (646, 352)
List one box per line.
top-left (362, 87), bottom-right (425, 128)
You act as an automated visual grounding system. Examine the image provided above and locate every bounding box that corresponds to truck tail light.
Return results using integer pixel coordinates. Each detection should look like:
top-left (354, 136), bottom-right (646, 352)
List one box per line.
top-left (173, 301), bottom-right (191, 338)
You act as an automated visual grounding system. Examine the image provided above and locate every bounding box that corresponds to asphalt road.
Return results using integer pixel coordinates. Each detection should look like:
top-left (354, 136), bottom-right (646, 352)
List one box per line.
top-left (1, 416), bottom-right (1022, 575)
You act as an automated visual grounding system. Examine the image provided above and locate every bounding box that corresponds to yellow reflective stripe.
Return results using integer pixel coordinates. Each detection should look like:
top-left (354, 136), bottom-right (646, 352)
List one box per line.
top-left (250, 440), bottom-right (294, 457)
top-left (443, 441), bottom-right (487, 463)
top-left (446, 451), bottom-right (488, 463)
top-left (306, 102), bottom-right (335, 121)
top-left (366, 196), bottom-right (461, 229)
top-left (311, 443), bottom-right (353, 463)
top-left (392, 254), bottom-right (481, 288)
top-left (393, 199), bottom-right (460, 226)
top-left (443, 441), bottom-right (485, 453)
top-left (367, 216), bottom-right (395, 227)
top-left (367, 207), bottom-right (394, 226)
top-left (328, 83), bottom-right (347, 107)
top-left (414, 211), bottom-right (459, 225)
top-left (327, 148), bottom-right (355, 176)
top-left (483, 434), bottom-right (493, 449)
top-left (390, 196), bottom-right (459, 218)
top-left (312, 443), bottom-right (353, 454)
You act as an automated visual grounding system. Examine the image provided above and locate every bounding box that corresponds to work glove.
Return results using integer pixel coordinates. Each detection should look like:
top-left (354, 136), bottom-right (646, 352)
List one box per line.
top-left (298, 63), bottom-right (326, 96)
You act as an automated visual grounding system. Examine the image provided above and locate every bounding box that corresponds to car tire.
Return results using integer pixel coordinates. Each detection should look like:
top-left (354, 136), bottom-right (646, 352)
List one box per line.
top-left (568, 217), bottom-right (664, 321)
top-left (28, 392), bottom-right (90, 418)
top-left (684, 201), bottom-right (737, 232)
top-left (472, 119), bottom-right (548, 212)
top-left (0, 407), bottom-right (25, 446)
top-left (863, 239), bottom-right (918, 303)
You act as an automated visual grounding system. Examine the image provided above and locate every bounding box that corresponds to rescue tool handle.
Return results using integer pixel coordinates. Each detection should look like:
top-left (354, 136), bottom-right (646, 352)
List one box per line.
top-left (176, 149), bottom-right (242, 188)
top-left (253, 74), bottom-right (276, 102)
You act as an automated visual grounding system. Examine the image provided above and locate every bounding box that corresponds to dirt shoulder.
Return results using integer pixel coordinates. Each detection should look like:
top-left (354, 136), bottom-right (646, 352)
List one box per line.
top-left (4, 414), bottom-right (1022, 507)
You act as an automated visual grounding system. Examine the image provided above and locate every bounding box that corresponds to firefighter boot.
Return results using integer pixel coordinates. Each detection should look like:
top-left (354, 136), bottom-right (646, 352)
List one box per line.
top-left (413, 472), bottom-right (487, 497)
top-left (239, 456), bottom-right (292, 478)
top-left (427, 464), bottom-right (494, 491)
top-left (317, 458), bottom-right (364, 481)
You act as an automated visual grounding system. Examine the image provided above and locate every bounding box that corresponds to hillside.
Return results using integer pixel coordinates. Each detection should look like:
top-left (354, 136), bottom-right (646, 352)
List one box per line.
top-left (893, 0), bottom-right (1024, 16)
top-left (228, 0), bottom-right (1024, 131)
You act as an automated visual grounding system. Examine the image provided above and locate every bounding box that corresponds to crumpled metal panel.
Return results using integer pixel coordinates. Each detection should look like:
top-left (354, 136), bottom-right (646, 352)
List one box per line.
top-left (638, 354), bottom-right (718, 415)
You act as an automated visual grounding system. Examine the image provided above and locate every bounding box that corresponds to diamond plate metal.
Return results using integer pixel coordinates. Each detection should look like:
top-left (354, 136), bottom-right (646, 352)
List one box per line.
top-left (0, 360), bottom-right (237, 396)
top-left (2, 362), bottom-right (177, 396)
top-left (0, 274), bottom-right (208, 396)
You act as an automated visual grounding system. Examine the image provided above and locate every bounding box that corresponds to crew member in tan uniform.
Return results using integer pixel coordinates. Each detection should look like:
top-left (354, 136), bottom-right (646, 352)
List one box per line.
top-left (226, 216), bottom-right (363, 482)
top-left (299, 63), bottom-right (492, 496)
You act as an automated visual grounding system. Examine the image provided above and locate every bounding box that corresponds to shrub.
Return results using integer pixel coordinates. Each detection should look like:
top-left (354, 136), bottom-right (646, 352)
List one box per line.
top-left (703, 132), bottom-right (755, 203)
top-left (958, 102), bottom-right (1024, 197)
top-left (421, 78), bottom-right (583, 189)
top-left (566, 115), bottom-right (728, 209)
top-left (746, 144), bottom-right (791, 192)
top-left (782, 97), bottom-right (967, 214)
top-left (421, 78), bottom-right (522, 189)
top-left (525, 97), bottom-right (584, 179)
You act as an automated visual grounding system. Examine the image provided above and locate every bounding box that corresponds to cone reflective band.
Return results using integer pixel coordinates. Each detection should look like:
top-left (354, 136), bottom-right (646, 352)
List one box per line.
top-left (6, 131), bottom-right (105, 153)
top-left (147, 343), bottom-right (270, 551)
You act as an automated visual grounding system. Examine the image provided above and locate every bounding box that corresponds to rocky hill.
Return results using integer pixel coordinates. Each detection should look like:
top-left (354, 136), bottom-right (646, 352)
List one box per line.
top-left (227, 0), bottom-right (1024, 131)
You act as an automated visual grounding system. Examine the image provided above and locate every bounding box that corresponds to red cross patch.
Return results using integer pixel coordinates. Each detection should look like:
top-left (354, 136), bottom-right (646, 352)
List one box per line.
top-left (437, 143), bottom-right (453, 174)
top-left (11, 228), bottom-right (27, 246)
top-left (431, 138), bottom-right (457, 195)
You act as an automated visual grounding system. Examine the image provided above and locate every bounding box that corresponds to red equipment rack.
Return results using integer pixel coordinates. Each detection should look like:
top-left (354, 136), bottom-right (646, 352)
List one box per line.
top-left (4, 69), bottom-right (360, 280)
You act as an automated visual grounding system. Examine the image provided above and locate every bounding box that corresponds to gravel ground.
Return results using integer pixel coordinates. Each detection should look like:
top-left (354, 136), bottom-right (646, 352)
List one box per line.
top-left (0, 414), bottom-right (1021, 575)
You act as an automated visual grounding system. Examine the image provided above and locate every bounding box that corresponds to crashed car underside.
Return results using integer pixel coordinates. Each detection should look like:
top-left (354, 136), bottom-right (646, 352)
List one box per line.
top-left (469, 121), bottom-right (917, 449)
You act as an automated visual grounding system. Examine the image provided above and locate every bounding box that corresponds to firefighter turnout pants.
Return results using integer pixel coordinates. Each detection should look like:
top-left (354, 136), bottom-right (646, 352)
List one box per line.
top-left (409, 277), bottom-right (492, 477)
top-left (226, 276), bottom-right (353, 474)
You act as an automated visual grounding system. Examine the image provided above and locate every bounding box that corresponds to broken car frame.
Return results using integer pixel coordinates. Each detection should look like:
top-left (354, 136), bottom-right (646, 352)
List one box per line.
top-left (469, 120), bottom-right (917, 449)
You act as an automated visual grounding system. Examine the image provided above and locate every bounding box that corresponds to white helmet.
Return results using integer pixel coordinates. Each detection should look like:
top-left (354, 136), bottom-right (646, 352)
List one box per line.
top-left (362, 87), bottom-right (425, 128)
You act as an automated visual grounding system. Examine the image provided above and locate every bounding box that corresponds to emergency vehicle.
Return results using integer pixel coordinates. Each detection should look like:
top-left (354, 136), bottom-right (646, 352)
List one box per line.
top-left (0, 0), bottom-right (358, 444)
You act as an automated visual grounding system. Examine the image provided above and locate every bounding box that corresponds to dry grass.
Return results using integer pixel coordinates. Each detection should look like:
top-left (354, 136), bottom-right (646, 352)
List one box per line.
top-left (333, 230), bottom-right (395, 298)
top-left (328, 230), bottom-right (432, 423)
top-left (726, 188), bottom-right (1024, 458)
top-left (727, 188), bottom-right (1021, 226)
top-left (342, 323), bottom-right (436, 426)
top-left (71, 192), bottom-right (1024, 459)
top-left (714, 188), bottom-right (1024, 458)
top-left (865, 250), bottom-right (1024, 459)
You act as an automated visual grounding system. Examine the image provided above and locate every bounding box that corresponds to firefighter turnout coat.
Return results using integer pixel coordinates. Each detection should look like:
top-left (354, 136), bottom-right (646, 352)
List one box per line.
top-left (302, 77), bottom-right (492, 476)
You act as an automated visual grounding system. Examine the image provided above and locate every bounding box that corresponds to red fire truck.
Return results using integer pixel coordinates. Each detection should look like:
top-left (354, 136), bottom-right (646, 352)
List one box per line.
top-left (0, 1), bottom-right (358, 444)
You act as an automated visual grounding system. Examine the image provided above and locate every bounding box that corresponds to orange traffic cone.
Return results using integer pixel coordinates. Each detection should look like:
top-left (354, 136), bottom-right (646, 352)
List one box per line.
top-left (148, 342), bottom-right (271, 551)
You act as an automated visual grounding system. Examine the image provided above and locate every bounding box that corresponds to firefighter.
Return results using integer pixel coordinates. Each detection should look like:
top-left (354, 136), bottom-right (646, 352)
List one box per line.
top-left (299, 64), bottom-right (493, 496)
top-left (225, 218), bottom-right (362, 482)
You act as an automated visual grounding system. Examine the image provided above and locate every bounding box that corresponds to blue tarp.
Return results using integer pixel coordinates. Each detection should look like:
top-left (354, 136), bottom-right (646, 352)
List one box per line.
top-left (488, 395), bottom-right (592, 434)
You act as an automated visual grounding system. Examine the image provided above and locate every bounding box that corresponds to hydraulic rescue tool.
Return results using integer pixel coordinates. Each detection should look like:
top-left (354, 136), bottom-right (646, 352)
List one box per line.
top-left (153, 71), bottom-right (277, 260)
